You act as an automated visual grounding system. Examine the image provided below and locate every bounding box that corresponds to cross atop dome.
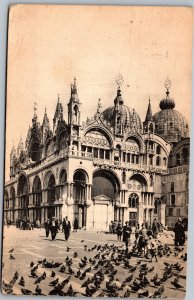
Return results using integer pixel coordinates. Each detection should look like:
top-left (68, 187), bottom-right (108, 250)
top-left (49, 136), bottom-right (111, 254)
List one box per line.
top-left (164, 77), bottom-right (172, 97)
top-left (115, 73), bottom-right (124, 89)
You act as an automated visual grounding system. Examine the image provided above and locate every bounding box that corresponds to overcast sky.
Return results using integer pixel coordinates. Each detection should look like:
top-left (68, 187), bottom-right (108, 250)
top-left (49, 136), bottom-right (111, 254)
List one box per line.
top-left (5, 5), bottom-right (192, 180)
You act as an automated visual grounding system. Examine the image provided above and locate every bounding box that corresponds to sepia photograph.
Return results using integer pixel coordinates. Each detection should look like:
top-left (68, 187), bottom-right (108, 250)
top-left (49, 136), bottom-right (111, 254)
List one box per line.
top-left (1, 4), bottom-right (192, 298)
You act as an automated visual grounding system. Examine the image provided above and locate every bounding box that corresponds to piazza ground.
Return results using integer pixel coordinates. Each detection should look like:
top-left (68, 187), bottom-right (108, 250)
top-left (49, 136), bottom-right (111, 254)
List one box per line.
top-left (2, 226), bottom-right (187, 298)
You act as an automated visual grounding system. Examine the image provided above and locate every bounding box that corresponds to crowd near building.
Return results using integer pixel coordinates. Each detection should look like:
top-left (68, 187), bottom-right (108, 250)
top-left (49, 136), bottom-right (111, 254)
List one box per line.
top-left (4, 78), bottom-right (189, 230)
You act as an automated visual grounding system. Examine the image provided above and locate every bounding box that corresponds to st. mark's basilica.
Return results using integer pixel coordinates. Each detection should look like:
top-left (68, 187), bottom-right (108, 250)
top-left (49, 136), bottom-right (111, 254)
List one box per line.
top-left (4, 78), bottom-right (190, 230)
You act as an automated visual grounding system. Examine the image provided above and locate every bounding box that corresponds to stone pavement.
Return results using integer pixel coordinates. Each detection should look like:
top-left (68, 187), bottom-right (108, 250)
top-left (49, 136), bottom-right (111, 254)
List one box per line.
top-left (1, 226), bottom-right (187, 298)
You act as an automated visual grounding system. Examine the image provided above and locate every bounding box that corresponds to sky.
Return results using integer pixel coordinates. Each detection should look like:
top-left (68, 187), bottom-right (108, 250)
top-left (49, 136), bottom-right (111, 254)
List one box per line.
top-left (5, 5), bottom-right (192, 180)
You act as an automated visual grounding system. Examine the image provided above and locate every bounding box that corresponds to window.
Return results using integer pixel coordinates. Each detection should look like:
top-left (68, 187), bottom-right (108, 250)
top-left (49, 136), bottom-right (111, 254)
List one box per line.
top-left (156, 145), bottom-right (161, 155)
top-left (176, 153), bottom-right (181, 166)
top-left (171, 182), bottom-right (174, 193)
top-left (105, 150), bottom-right (110, 160)
top-left (163, 157), bottom-right (167, 166)
top-left (156, 156), bottom-right (161, 166)
top-left (94, 148), bottom-right (98, 158)
top-left (100, 149), bottom-right (104, 159)
top-left (171, 194), bottom-right (176, 206)
top-left (129, 193), bottom-right (139, 208)
top-left (169, 208), bottom-right (173, 216)
top-left (149, 155), bottom-right (153, 165)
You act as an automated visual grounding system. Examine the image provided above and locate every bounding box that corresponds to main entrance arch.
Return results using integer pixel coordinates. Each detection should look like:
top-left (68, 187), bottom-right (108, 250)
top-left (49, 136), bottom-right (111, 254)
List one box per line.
top-left (92, 169), bottom-right (120, 229)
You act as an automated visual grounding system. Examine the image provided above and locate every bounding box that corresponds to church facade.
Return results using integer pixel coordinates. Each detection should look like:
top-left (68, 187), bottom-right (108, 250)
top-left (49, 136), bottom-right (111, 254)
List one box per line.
top-left (4, 78), bottom-right (190, 230)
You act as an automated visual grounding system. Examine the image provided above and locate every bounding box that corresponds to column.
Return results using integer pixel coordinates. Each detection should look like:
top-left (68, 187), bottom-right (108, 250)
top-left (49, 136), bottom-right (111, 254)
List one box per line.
top-left (137, 202), bottom-right (144, 226)
top-left (41, 208), bottom-right (45, 224)
top-left (160, 203), bottom-right (166, 226)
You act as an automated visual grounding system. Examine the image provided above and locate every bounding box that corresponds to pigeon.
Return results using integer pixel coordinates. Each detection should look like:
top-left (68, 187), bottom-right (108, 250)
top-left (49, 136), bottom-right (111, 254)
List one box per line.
top-left (81, 240), bottom-right (84, 242)
top-left (49, 278), bottom-right (59, 286)
top-left (21, 288), bottom-right (32, 295)
top-left (9, 254), bottom-right (15, 260)
top-left (59, 265), bottom-right (66, 273)
top-left (30, 261), bottom-right (34, 268)
top-left (9, 248), bottom-right (14, 253)
top-left (171, 277), bottom-right (185, 289)
top-left (18, 276), bottom-right (25, 286)
top-left (73, 252), bottom-right (78, 258)
top-left (34, 285), bottom-right (42, 295)
top-left (51, 271), bottom-right (56, 277)
top-left (123, 274), bottom-right (133, 283)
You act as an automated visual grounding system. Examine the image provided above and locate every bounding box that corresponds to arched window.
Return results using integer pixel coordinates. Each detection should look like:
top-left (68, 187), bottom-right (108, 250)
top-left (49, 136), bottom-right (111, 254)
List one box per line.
top-left (59, 169), bottom-right (67, 185)
top-left (163, 157), bottom-right (167, 166)
top-left (128, 193), bottom-right (139, 208)
top-left (73, 170), bottom-right (87, 203)
top-left (156, 145), bottom-right (161, 155)
top-left (156, 156), bottom-right (161, 166)
top-left (149, 123), bottom-right (154, 133)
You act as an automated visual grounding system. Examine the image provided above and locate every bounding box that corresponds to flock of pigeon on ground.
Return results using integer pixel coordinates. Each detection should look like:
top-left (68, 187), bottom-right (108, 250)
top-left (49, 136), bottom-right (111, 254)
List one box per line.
top-left (2, 234), bottom-right (187, 298)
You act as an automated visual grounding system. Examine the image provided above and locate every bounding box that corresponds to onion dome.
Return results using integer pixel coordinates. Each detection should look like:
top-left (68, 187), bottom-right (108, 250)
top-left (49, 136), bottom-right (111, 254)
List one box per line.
top-left (153, 79), bottom-right (189, 143)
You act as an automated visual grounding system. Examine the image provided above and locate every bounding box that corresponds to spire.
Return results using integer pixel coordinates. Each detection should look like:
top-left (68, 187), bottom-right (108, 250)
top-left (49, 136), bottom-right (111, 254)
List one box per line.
top-left (145, 98), bottom-right (153, 122)
top-left (42, 107), bottom-right (50, 127)
top-left (53, 94), bottom-right (63, 124)
top-left (32, 102), bottom-right (38, 124)
top-left (70, 77), bottom-right (79, 103)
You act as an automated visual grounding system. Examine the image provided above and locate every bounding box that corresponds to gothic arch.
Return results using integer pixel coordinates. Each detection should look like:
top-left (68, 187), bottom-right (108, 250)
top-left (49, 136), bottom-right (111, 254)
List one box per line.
top-left (17, 173), bottom-right (29, 196)
top-left (43, 170), bottom-right (56, 189)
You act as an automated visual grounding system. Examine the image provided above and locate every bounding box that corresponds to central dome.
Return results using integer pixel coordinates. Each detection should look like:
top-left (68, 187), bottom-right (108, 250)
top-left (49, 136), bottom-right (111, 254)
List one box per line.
top-left (101, 104), bottom-right (142, 133)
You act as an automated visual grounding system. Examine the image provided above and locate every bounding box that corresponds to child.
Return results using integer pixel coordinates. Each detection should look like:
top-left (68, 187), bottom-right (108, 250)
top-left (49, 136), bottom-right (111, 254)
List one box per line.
top-left (150, 241), bottom-right (158, 262)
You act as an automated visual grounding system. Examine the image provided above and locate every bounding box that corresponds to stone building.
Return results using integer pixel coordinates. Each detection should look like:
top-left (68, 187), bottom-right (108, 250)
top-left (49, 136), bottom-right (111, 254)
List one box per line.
top-left (4, 78), bottom-right (190, 230)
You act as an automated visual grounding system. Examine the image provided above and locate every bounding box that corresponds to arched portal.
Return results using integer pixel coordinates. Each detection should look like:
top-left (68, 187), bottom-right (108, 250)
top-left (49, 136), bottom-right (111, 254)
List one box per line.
top-left (32, 176), bottom-right (42, 222)
top-left (17, 174), bottom-right (29, 219)
top-left (73, 170), bottom-right (88, 228)
top-left (92, 169), bottom-right (119, 200)
top-left (45, 172), bottom-right (56, 219)
top-left (92, 170), bottom-right (120, 229)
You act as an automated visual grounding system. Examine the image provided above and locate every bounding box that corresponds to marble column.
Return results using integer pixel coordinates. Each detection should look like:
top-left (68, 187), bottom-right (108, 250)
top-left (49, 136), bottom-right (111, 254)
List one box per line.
top-left (137, 202), bottom-right (144, 226)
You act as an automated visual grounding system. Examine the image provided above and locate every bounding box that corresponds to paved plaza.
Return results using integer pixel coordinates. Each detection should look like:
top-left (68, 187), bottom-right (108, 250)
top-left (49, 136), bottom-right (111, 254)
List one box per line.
top-left (2, 226), bottom-right (187, 298)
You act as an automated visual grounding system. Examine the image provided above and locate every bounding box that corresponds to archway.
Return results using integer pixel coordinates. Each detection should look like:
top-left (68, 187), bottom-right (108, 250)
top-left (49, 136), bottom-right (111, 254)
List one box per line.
top-left (92, 169), bottom-right (119, 200)
top-left (17, 174), bottom-right (29, 219)
top-left (92, 169), bottom-right (120, 228)
top-left (128, 193), bottom-right (139, 226)
top-left (73, 170), bottom-right (88, 228)
top-left (32, 176), bottom-right (42, 222)
top-left (45, 172), bottom-right (56, 219)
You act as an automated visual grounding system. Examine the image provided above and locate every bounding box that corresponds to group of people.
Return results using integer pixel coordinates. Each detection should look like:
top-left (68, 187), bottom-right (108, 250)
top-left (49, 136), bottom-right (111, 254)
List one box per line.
top-left (44, 216), bottom-right (79, 241)
top-left (109, 217), bottom-right (185, 258)
top-left (15, 218), bottom-right (41, 230)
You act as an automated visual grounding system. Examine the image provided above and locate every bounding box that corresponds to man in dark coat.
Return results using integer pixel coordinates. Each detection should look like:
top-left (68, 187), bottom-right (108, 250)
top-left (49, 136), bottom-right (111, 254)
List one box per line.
top-left (122, 221), bottom-right (132, 253)
top-left (62, 216), bottom-right (71, 241)
top-left (174, 218), bottom-right (185, 246)
top-left (45, 219), bottom-right (50, 237)
top-left (73, 217), bottom-right (79, 232)
top-left (49, 217), bottom-right (59, 241)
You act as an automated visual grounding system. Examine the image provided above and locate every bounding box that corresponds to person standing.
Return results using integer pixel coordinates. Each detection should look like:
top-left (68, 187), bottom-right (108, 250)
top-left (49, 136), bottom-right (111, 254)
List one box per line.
top-left (152, 218), bottom-right (159, 238)
top-left (122, 221), bottom-right (132, 253)
top-left (49, 217), bottom-right (58, 241)
top-left (174, 218), bottom-right (185, 246)
top-left (45, 219), bottom-right (50, 237)
top-left (116, 221), bottom-right (123, 241)
top-left (73, 217), bottom-right (79, 232)
top-left (62, 216), bottom-right (71, 241)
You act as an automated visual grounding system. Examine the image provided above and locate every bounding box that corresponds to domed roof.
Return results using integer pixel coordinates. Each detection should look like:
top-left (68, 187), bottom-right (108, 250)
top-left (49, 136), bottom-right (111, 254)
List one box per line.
top-left (101, 88), bottom-right (142, 134)
top-left (153, 89), bottom-right (189, 143)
